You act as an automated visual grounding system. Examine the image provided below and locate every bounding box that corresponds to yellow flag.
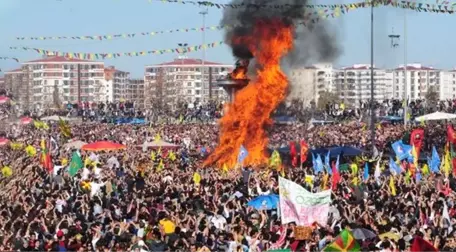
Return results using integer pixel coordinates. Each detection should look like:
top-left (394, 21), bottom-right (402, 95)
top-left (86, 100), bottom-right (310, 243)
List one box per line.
top-left (154, 133), bottom-right (161, 142)
top-left (305, 175), bottom-right (314, 188)
top-left (150, 151), bottom-right (156, 161)
top-left (405, 170), bottom-right (411, 184)
top-left (412, 146), bottom-right (419, 168)
top-left (443, 145), bottom-right (451, 178)
top-left (84, 157), bottom-right (91, 167)
top-left (422, 164), bottom-right (429, 176)
top-left (61, 158), bottom-right (68, 166)
top-left (25, 145), bottom-right (36, 157)
top-left (350, 163), bottom-right (358, 174)
top-left (352, 177), bottom-right (359, 186)
top-left (389, 176), bottom-right (396, 196)
top-left (179, 114), bottom-right (184, 124)
top-left (1, 166), bottom-right (12, 177)
top-left (269, 150), bottom-right (282, 169)
top-left (10, 142), bottom-right (23, 150)
top-left (156, 159), bottom-right (164, 172)
top-left (322, 173), bottom-right (329, 190)
top-left (419, 117), bottom-right (426, 126)
top-left (222, 163), bottom-right (228, 174)
top-left (193, 172), bottom-right (201, 185)
top-left (168, 151), bottom-right (176, 161)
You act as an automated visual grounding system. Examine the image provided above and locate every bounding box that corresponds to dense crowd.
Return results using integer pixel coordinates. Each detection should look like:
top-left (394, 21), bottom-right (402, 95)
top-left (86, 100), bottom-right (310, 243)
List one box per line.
top-left (1, 95), bottom-right (456, 251)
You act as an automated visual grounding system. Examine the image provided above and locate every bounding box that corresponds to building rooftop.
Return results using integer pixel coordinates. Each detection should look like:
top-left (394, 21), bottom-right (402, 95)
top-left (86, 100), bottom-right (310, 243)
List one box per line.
top-left (23, 56), bottom-right (102, 64)
top-left (153, 58), bottom-right (230, 67)
top-left (394, 64), bottom-right (436, 71)
top-left (342, 64), bottom-right (379, 70)
top-left (5, 68), bottom-right (23, 73)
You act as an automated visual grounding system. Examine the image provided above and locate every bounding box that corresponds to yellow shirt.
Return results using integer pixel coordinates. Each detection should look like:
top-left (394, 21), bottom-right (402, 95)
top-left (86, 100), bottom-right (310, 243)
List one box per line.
top-left (159, 219), bottom-right (175, 234)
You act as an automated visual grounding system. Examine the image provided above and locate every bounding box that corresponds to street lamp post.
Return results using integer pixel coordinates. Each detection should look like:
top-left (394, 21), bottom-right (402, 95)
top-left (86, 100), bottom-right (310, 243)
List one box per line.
top-left (403, 7), bottom-right (408, 127)
top-left (199, 8), bottom-right (208, 102)
top-left (370, 0), bottom-right (376, 151)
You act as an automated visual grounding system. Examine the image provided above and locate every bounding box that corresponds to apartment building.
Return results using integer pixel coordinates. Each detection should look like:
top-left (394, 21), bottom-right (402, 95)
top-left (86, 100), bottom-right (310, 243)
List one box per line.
top-left (103, 66), bottom-right (131, 103)
top-left (0, 77), bottom-right (5, 90)
top-left (127, 79), bottom-right (145, 109)
top-left (4, 68), bottom-right (32, 109)
top-left (392, 64), bottom-right (442, 100)
top-left (333, 64), bottom-right (388, 107)
top-left (441, 69), bottom-right (456, 100)
top-left (288, 63), bottom-right (333, 107)
top-left (144, 57), bottom-right (233, 109)
top-left (5, 56), bottom-right (105, 110)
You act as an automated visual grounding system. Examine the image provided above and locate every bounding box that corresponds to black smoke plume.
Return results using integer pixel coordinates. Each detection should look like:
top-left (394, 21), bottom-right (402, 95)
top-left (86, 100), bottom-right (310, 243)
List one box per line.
top-left (221, 0), bottom-right (340, 66)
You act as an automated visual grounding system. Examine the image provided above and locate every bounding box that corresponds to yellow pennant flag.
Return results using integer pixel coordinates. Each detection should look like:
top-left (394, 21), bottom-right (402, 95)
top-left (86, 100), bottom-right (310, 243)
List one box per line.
top-left (10, 142), bottom-right (23, 150)
top-left (168, 150), bottom-right (176, 161)
top-left (350, 163), bottom-right (358, 174)
top-left (443, 145), bottom-right (451, 178)
top-left (322, 173), bottom-right (329, 190)
top-left (269, 150), bottom-right (282, 169)
top-left (222, 163), bottom-right (228, 174)
top-left (305, 175), bottom-right (314, 188)
top-left (1, 166), bottom-right (12, 177)
top-left (422, 164), bottom-right (429, 176)
top-left (405, 170), bottom-right (411, 184)
top-left (154, 133), bottom-right (161, 142)
top-left (25, 145), bottom-right (37, 157)
top-left (352, 177), bottom-right (359, 186)
top-left (156, 159), bottom-right (164, 172)
top-left (389, 176), bottom-right (396, 196)
top-left (193, 172), bottom-right (201, 185)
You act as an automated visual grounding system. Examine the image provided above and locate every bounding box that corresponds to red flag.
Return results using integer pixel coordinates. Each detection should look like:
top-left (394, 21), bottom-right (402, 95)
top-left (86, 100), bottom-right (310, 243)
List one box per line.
top-left (40, 139), bottom-right (53, 173)
top-left (331, 161), bottom-right (340, 191)
top-left (410, 128), bottom-right (424, 157)
top-left (447, 125), bottom-right (456, 144)
top-left (410, 236), bottom-right (437, 252)
top-left (290, 141), bottom-right (297, 167)
top-left (300, 140), bottom-right (308, 164)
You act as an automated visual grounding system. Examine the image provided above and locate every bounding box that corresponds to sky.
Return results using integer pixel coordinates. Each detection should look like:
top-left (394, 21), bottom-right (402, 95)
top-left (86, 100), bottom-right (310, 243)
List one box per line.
top-left (0, 0), bottom-right (455, 77)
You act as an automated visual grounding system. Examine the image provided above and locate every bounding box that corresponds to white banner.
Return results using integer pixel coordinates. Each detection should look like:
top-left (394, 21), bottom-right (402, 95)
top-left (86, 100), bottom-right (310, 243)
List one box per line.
top-left (279, 176), bottom-right (331, 226)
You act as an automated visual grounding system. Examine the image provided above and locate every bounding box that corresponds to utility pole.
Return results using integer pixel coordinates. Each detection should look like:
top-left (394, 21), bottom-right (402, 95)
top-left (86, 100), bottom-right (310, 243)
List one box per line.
top-left (199, 7), bottom-right (208, 102)
top-left (370, 0), bottom-right (376, 151)
top-left (403, 7), bottom-right (408, 127)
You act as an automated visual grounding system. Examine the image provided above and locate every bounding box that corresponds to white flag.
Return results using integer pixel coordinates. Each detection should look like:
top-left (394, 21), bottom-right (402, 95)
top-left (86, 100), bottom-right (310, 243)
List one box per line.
top-left (443, 201), bottom-right (453, 234)
top-left (278, 176), bottom-right (331, 226)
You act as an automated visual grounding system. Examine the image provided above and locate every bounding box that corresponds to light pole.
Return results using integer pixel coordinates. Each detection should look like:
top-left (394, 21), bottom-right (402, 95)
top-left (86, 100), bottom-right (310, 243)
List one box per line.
top-left (199, 7), bottom-right (208, 101)
top-left (370, 0), bottom-right (375, 151)
top-left (403, 7), bottom-right (408, 127)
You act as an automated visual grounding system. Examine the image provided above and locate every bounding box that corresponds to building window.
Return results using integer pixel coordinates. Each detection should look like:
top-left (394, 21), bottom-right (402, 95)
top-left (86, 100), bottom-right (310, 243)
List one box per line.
top-left (187, 90), bottom-right (191, 94)
top-left (187, 82), bottom-right (192, 87)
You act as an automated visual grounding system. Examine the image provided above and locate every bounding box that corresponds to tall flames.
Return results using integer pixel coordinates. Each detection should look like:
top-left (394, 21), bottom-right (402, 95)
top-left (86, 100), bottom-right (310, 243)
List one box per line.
top-left (204, 19), bottom-right (293, 168)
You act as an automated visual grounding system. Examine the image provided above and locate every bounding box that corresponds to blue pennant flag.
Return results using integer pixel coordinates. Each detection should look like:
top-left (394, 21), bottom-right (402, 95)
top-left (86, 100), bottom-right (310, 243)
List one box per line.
top-left (325, 151), bottom-right (332, 175)
top-left (389, 157), bottom-right (402, 175)
top-left (312, 152), bottom-right (317, 173)
top-left (430, 146), bottom-right (441, 173)
top-left (392, 140), bottom-right (413, 161)
top-left (363, 162), bottom-right (369, 181)
top-left (315, 154), bottom-right (324, 174)
top-left (237, 145), bottom-right (248, 163)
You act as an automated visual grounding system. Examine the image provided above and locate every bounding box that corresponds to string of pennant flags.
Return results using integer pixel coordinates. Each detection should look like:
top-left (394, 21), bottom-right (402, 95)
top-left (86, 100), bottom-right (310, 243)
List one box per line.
top-left (14, 8), bottom-right (344, 41)
top-left (0, 57), bottom-right (19, 63)
top-left (148, 0), bottom-right (454, 10)
top-left (9, 41), bottom-right (224, 60)
top-left (14, 0), bottom-right (456, 41)
top-left (148, 0), bottom-right (456, 12)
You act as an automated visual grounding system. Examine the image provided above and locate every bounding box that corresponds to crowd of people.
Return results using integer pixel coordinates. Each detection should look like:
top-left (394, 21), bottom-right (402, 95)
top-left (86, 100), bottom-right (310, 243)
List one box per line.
top-left (1, 95), bottom-right (456, 251)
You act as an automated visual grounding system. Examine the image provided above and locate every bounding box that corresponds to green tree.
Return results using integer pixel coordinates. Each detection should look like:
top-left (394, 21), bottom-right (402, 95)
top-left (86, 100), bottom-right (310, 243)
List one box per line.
top-left (425, 86), bottom-right (439, 104)
top-left (317, 91), bottom-right (340, 109)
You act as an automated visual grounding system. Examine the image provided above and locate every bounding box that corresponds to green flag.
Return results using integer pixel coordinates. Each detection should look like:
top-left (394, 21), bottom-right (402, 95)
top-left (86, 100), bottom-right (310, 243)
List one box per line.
top-left (68, 152), bottom-right (83, 177)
